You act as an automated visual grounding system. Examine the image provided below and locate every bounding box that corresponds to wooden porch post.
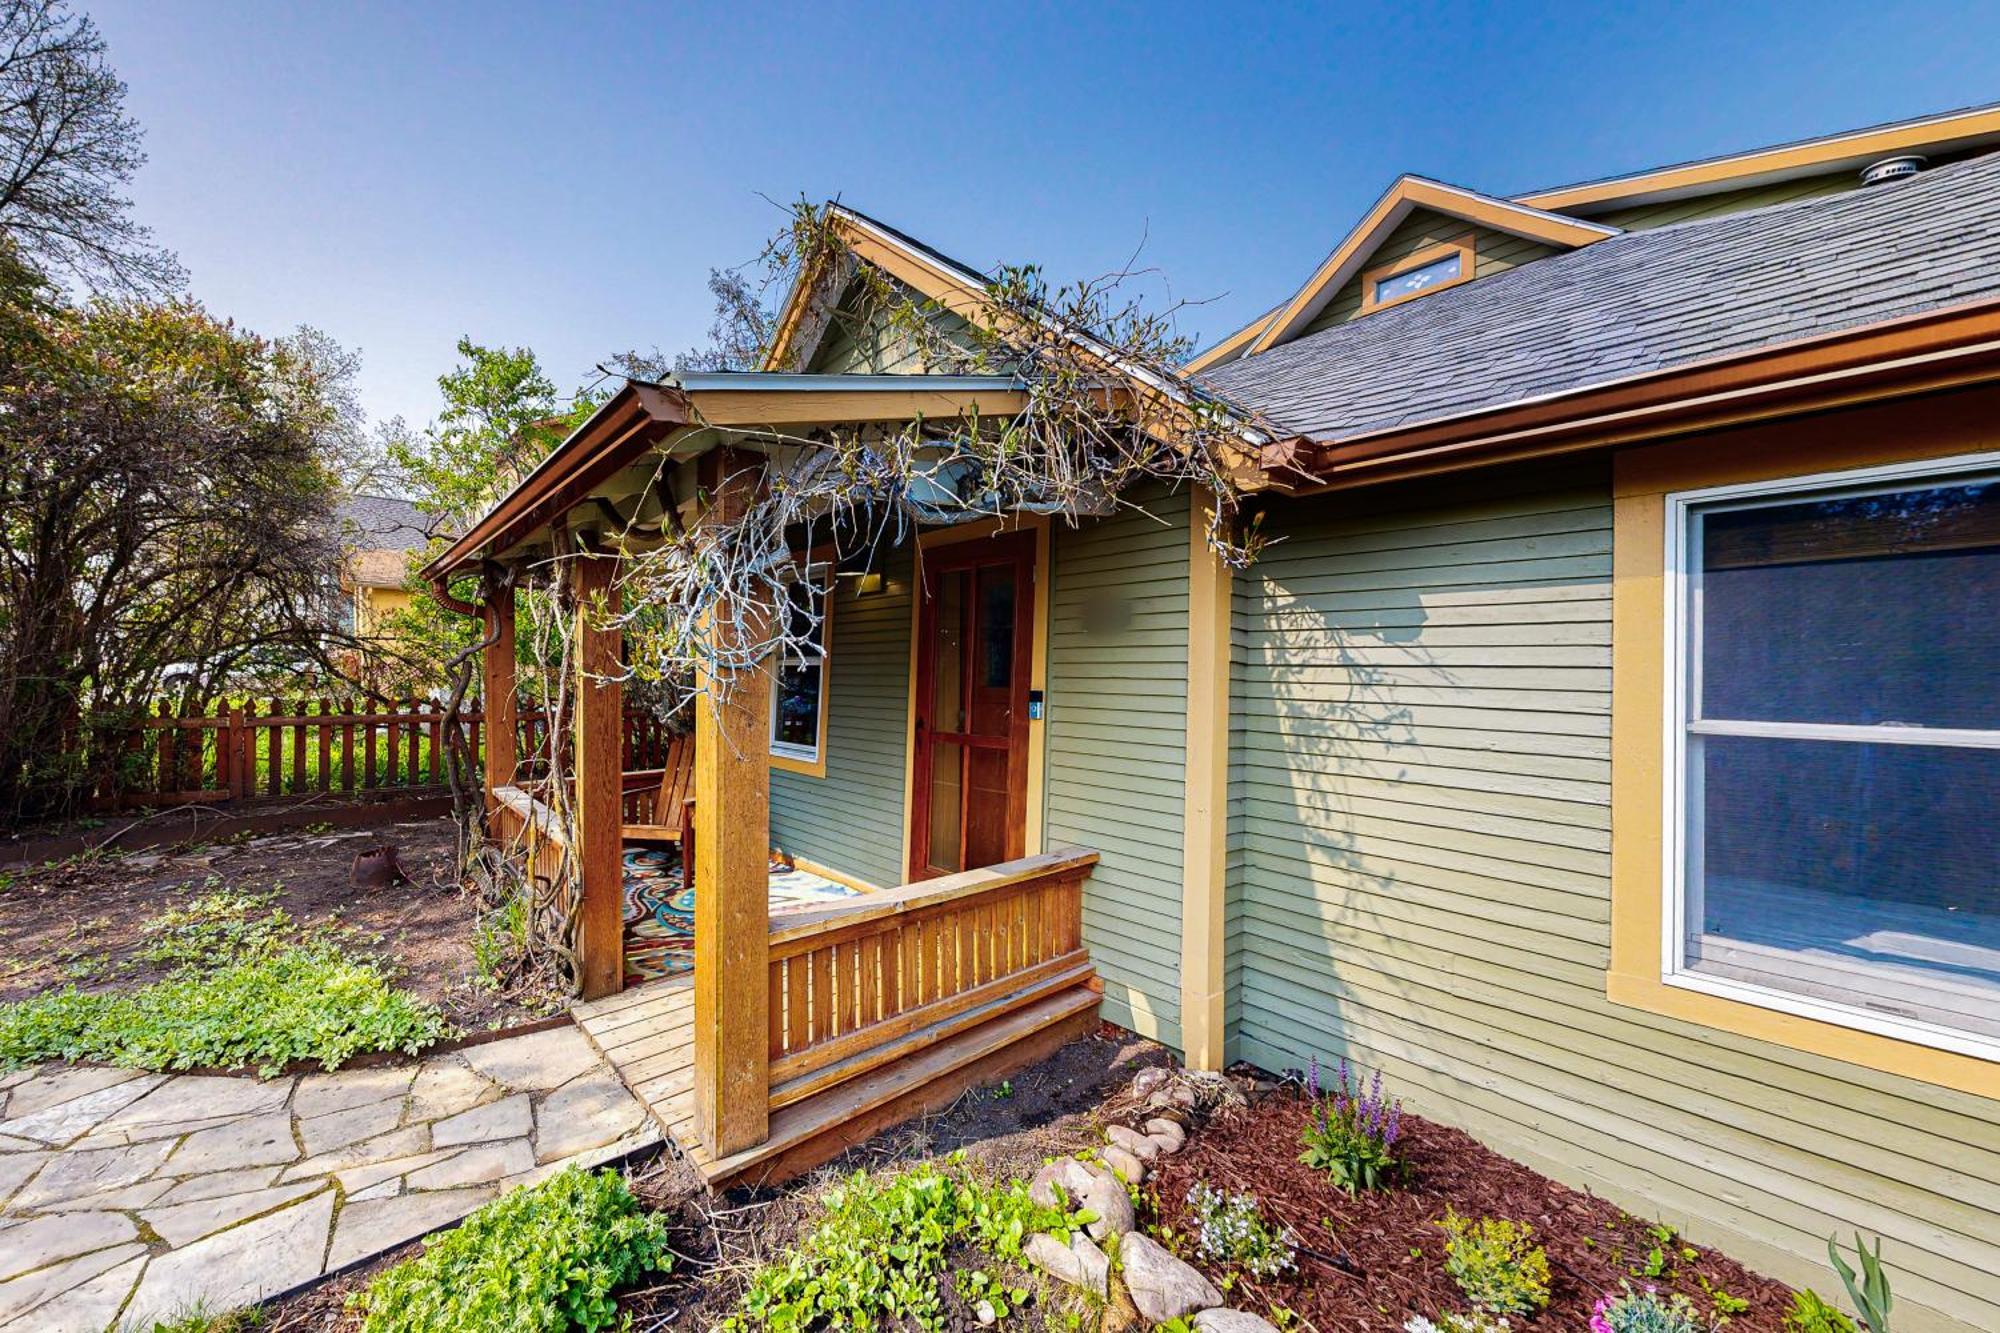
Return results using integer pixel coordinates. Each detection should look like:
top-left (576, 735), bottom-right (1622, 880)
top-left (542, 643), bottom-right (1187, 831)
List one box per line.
top-left (693, 452), bottom-right (772, 1158)
top-left (480, 580), bottom-right (517, 810)
top-left (570, 548), bottom-right (625, 1000)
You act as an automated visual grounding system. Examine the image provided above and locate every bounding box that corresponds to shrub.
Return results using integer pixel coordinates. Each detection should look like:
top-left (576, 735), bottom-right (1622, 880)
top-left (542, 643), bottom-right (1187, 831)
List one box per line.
top-left (1784, 1290), bottom-right (1858, 1333)
top-left (723, 1154), bottom-right (1082, 1331)
top-left (1185, 1181), bottom-right (1296, 1279)
top-left (0, 941), bottom-right (452, 1076)
top-left (1298, 1055), bottom-right (1402, 1194)
top-left (1590, 1283), bottom-right (1706, 1333)
top-left (351, 1167), bottom-right (671, 1333)
top-left (1437, 1208), bottom-right (1551, 1316)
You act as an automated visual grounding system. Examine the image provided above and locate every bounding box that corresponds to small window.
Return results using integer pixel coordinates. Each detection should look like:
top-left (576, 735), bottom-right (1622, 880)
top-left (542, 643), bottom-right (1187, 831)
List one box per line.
top-left (770, 571), bottom-right (830, 766)
top-left (1372, 251), bottom-right (1460, 305)
top-left (1361, 234), bottom-right (1475, 313)
top-left (1667, 457), bottom-right (2000, 1059)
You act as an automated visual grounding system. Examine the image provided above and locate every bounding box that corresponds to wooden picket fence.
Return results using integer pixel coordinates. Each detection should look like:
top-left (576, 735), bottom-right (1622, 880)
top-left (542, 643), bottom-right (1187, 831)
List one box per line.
top-left (96, 699), bottom-right (680, 811)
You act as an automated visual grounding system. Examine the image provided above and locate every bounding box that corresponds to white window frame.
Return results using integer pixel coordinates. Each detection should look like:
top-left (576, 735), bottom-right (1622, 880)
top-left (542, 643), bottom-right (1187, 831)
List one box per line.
top-left (769, 567), bottom-right (830, 766)
top-left (1661, 447), bottom-right (2000, 1064)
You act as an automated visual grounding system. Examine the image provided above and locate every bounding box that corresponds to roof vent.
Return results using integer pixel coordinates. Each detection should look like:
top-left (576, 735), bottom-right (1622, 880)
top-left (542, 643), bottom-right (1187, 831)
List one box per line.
top-left (1860, 155), bottom-right (1926, 186)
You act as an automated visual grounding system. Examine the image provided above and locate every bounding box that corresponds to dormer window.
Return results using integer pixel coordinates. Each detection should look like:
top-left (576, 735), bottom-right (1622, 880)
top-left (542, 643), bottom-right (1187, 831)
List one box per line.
top-left (1361, 233), bottom-right (1476, 314)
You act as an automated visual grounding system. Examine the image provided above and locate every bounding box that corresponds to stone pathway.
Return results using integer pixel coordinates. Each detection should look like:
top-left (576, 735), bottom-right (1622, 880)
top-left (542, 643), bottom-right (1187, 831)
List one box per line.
top-left (0, 1025), bottom-right (657, 1331)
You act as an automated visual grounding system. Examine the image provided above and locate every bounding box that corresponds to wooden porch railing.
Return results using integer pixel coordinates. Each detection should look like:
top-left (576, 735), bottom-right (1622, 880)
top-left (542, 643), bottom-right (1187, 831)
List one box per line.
top-left (760, 848), bottom-right (1100, 1112)
top-left (487, 783), bottom-right (571, 903)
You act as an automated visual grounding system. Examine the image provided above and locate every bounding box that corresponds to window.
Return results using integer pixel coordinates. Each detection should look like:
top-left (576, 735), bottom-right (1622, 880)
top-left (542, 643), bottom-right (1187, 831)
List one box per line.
top-left (1666, 455), bottom-right (2000, 1060)
top-left (770, 570), bottom-right (830, 769)
top-left (1372, 251), bottom-right (1461, 305)
top-left (1360, 234), bottom-right (1475, 313)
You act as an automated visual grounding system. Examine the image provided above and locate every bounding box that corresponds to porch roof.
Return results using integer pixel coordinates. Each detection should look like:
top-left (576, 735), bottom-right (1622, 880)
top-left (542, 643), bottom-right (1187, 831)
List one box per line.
top-left (421, 371), bottom-right (1030, 580)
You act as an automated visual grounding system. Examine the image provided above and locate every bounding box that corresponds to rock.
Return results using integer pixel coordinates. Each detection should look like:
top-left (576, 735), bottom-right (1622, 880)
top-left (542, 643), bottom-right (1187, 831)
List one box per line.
top-left (121, 1191), bottom-right (335, 1329)
top-left (1106, 1124), bottom-right (1160, 1162)
top-left (432, 1092), bottom-right (531, 1147)
top-left (531, 1069), bottom-right (646, 1162)
top-left (1195, 1310), bottom-right (1281, 1332)
top-left (1100, 1143), bottom-right (1147, 1184)
top-left (1027, 1157), bottom-right (1132, 1241)
top-left (168, 1110), bottom-right (299, 1173)
top-left (974, 1298), bottom-right (997, 1325)
top-left (1025, 1231), bottom-right (1110, 1297)
top-left (1169, 1084), bottom-right (1200, 1109)
top-left (1145, 1118), bottom-right (1187, 1153)
top-left (459, 1026), bottom-right (603, 1093)
top-left (1131, 1067), bottom-right (1172, 1099)
top-left (1118, 1233), bottom-right (1223, 1323)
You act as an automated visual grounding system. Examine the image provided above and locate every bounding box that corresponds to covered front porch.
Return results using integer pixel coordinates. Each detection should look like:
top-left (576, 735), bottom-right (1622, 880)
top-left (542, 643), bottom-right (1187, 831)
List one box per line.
top-left (432, 373), bottom-right (1108, 1187)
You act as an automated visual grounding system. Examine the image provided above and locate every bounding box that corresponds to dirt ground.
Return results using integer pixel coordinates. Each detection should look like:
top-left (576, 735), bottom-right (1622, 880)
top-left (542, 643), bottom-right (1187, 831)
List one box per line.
top-left (0, 814), bottom-right (555, 1032)
top-left (258, 1025), bottom-right (1173, 1332)
top-left (1150, 1090), bottom-right (1800, 1332)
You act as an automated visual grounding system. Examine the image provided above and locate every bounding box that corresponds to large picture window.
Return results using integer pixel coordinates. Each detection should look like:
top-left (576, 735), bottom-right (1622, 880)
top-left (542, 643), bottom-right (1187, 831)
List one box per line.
top-left (770, 570), bottom-right (830, 769)
top-left (1666, 455), bottom-right (2000, 1059)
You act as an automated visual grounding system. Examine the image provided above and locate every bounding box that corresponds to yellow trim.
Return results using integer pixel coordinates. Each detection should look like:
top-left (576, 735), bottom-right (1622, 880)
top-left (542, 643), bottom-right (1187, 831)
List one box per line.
top-left (896, 515), bottom-right (1052, 879)
top-left (1359, 232), bottom-right (1477, 315)
top-left (695, 385), bottom-right (1030, 428)
top-left (1184, 309), bottom-right (1280, 374)
top-left (769, 565), bottom-right (832, 780)
top-left (1249, 177), bottom-right (1616, 356)
top-left (1522, 103), bottom-right (2000, 214)
top-left (1608, 390), bottom-right (2000, 1100)
top-left (1179, 487), bottom-right (1232, 1071)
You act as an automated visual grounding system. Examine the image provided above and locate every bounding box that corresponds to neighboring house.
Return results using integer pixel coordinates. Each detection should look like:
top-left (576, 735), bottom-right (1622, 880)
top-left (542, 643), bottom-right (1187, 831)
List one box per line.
top-left (433, 103), bottom-right (2000, 1329)
top-left (337, 493), bottom-right (430, 638)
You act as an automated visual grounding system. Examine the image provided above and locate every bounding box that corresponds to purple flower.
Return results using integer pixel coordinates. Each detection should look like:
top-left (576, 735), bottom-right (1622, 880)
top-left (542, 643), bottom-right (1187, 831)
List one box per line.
top-left (1307, 1053), bottom-right (1321, 1101)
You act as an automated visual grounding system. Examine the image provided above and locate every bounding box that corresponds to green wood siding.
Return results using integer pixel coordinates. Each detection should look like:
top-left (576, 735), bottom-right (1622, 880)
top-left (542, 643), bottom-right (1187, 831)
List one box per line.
top-left (1593, 174), bottom-right (1857, 231)
top-left (1227, 465), bottom-right (2000, 1333)
top-left (769, 544), bottom-right (913, 889)
top-left (1045, 491), bottom-right (1191, 1050)
top-left (1300, 211), bottom-right (1556, 338)
top-left (805, 275), bottom-right (984, 375)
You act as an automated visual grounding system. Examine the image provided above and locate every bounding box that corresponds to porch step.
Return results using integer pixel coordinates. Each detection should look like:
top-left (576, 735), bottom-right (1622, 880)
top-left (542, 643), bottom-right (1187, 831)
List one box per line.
top-left (579, 978), bottom-right (1099, 1190)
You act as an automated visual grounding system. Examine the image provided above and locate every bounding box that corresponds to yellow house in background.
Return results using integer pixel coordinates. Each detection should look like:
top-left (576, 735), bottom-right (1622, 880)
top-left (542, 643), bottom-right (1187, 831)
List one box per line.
top-left (337, 493), bottom-right (429, 638)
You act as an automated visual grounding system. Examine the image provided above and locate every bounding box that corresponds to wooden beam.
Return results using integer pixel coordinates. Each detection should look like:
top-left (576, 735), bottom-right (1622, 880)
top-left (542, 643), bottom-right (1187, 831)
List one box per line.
top-left (1179, 486), bottom-right (1231, 1071)
top-left (480, 582), bottom-right (517, 812)
top-left (693, 451), bottom-right (773, 1158)
top-left (570, 548), bottom-right (625, 1000)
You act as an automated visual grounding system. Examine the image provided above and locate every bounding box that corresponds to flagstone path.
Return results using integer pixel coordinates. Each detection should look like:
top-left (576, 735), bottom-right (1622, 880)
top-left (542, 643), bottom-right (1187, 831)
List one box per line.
top-left (0, 1024), bottom-right (658, 1331)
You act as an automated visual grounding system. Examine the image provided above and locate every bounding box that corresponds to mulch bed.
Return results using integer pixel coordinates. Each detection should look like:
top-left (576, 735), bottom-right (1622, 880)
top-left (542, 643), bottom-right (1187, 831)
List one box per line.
top-left (1149, 1089), bottom-right (1799, 1332)
top-left (0, 814), bottom-right (556, 1032)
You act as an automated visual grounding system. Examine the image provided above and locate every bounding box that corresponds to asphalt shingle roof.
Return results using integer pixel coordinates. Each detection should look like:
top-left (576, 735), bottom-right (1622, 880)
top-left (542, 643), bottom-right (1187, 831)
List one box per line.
top-left (338, 493), bottom-right (431, 553)
top-left (1199, 150), bottom-right (2000, 440)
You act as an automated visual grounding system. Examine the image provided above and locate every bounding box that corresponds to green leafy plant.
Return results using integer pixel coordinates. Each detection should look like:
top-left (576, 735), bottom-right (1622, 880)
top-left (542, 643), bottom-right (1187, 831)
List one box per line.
top-left (722, 1154), bottom-right (1083, 1332)
top-left (1827, 1234), bottom-right (1892, 1332)
top-left (136, 885), bottom-right (291, 970)
top-left (1185, 1181), bottom-right (1296, 1279)
top-left (1437, 1208), bottom-right (1551, 1317)
top-left (1700, 1275), bottom-right (1749, 1322)
top-left (1590, 1282), bottom-right (1706, 1333)
top-left (1784, 1289), bottom-right (1858, 1333)
top-left (0, 941), bottom-right (452, 1076)
top-left (1297, 1055), bottom-right (1403, 1194)
top-left (1156, 1318), bottom-right (1199, 1333)
top-left (351, 1167), bottom-right (670, 1333)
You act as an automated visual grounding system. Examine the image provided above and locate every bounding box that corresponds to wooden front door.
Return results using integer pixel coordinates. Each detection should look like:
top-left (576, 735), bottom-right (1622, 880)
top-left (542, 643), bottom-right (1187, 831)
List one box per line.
top-left (910, 533), bottom-right (1036, 880)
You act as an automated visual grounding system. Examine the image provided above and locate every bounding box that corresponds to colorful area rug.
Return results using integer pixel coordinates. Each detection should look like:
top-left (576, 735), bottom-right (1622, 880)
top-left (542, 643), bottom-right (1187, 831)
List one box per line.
top-left (622, 845), bottom-right (861, 984)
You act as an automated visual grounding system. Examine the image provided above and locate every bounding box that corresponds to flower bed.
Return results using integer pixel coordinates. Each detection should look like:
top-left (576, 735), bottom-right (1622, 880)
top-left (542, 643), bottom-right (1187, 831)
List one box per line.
top-left (1148, 1086), bottom-right (1803, 1332)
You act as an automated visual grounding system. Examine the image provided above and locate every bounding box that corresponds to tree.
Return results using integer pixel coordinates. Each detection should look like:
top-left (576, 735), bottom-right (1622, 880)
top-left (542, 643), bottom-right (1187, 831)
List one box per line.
top-left (0, 0), bottom-right (179, 292)
top-left (0, 292), bottom-right (358, 820)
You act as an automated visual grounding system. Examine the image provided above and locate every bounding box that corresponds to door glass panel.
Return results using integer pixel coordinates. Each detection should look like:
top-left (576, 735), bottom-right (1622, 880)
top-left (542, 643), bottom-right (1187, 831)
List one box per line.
top-left (965, 745), bottom-right (1009, 869)
top-left (930, 570), bottom-right (966, 734)
top-left (927, 740), bottom-right (964, 874)
top-left (971, 565), bottom-right (1016, 736)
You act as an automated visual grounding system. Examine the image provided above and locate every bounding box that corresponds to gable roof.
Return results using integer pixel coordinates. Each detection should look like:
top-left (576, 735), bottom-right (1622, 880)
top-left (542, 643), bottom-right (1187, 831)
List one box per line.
top-left (1198, 149), bottom-right (2000, 443)
top-left (1210, 177), bottom-right (1620, 366)
top-left (338, 493), bottom-right (431, 553)
top-left (1518, 99), bottom-right (2000, 215)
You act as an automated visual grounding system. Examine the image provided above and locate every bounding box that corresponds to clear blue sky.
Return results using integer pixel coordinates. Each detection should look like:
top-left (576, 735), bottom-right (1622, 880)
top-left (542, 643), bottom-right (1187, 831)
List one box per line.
top-left (89, 0), bottom-right (2000, 430)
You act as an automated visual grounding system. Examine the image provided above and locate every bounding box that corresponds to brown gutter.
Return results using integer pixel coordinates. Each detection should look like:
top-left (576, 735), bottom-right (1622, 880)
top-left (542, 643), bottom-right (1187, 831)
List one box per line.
top-left (1297, 294), bottom-right (2000, 491)
top-left (421, 382), bottom-right (694, 580)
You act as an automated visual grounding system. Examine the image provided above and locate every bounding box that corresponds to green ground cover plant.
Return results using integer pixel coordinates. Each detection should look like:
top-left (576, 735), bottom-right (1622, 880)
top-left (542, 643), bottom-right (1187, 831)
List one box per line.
top-left (0, 883), bottom-right (451, 1075)
top-left (352, 1167), bottom-right (670, 1333)
top-left (1437, 1208), bottom-right (1552, 1317)
top-left (722, 1153), bottom-right (1085, 1332)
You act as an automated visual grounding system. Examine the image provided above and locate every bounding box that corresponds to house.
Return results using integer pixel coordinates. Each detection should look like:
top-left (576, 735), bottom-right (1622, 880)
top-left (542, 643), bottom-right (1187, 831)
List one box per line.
top-left (337, 492), bottom-right (430, 637)
top-left (429, 103), bottom-right (2000, 1331)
